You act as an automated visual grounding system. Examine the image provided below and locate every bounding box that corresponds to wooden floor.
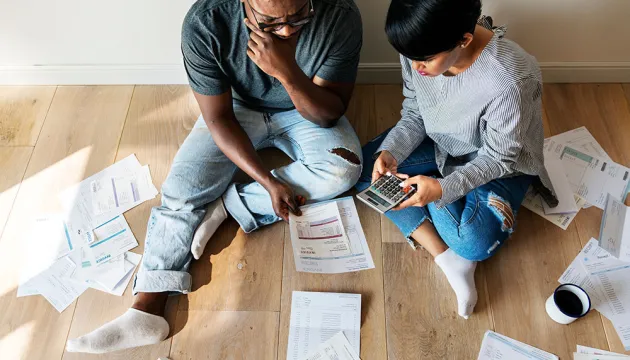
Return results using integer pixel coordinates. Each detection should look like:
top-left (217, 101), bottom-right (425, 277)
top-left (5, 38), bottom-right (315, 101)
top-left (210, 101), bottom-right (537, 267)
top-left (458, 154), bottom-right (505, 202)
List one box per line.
top-left (1, 84), bottom-right (630, 360)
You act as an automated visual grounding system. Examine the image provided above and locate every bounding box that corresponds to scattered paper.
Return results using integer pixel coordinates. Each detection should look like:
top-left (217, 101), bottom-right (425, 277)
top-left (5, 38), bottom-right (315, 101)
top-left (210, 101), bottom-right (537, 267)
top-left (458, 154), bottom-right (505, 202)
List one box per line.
top-left (600, 194), bottom-right (630, 261)
top-left (59, 155), bottom-right (157, 243)
top-left (542, 151), bottom-right (580, 214)
top-left (34, 256), bottom-right (88, 312)
top-left (574, 354), bottom-right (630, 360)
top-left (544, 140), bottom-right (630, 210)
top-left (18, 216), bottom-right (84, 296)
top-left (289, 197), bottom-right (375, 273)
top-left (79, 252), bottom-right (142, 296)
top-left (91, 165), bottom-right (155, 216)
top-left (576, 344), bottom-right (630, 356)
top-left (86, 216), bottom-right (138, 265)
top-left (522, 187), bottom-right (586, 230)
top-left (286, 291), bottom-right (361, 360)
top-left (559, 238), bottom-right (615, 319)
top-left (612, 314), bottom-right (630, 352)
top-left (302, 331), bottom-right (361, 360)
top-left (547, 126), bottom-right (610, 160)
top-left (477, 331), bottom-right (558, 360)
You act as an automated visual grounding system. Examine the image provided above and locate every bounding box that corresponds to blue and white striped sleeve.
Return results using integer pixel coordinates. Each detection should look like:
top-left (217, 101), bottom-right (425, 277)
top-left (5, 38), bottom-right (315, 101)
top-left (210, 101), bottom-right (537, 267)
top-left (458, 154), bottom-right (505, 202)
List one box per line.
top-left (376, 56), bottom-right (427, 163)
top-left (435, 76), bottom-right (541, 207)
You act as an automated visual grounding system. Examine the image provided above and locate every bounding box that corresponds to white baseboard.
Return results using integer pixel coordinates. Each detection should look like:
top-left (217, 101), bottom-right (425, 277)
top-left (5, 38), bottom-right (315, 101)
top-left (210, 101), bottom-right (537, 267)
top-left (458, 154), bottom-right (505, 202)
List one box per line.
top-left (1, 62), bottom-right (629, 85)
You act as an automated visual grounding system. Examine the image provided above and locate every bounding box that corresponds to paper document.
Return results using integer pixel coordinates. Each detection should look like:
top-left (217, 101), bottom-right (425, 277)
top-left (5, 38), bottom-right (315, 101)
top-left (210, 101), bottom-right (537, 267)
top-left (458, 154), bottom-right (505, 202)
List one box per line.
top-left (34, 256), bottom-right (88, 312)
top-left (477, 331), bottom-right (558, 360)
top-left (59, 155), bottom-right (158, 242)
top-left (600, 194), bottom-right (630, 261)
top-left (612, 314), bottom-right (630, 351)
top-left (18, 215), bottom-right (78, 292)
top-left (577, 344), bottom-right (630, 357)
top-left (542, 153), bottom-right (579, 214)
top-left (574, 355), bottom-right (630, 360)
top-left (289, 197), bottom-right (375, 273)
top-left (85, 216), bottom-right (138, 265)
top-left (522, 187), bottom-right (586, 230)
top-left (302, 331), bottom-right (361, 360)
top-left (286, 291), bottom-right (361, 360)
top-left (292, 202), bottom-right (351, 258)
top-left (558, 238), bottom-right (615, 319)
top-left (547, 127), bottom-right (610, 160)
top-left (90, 165), bottom-right (155, 216)
top-left (544, 141), bottom-right (630, 210)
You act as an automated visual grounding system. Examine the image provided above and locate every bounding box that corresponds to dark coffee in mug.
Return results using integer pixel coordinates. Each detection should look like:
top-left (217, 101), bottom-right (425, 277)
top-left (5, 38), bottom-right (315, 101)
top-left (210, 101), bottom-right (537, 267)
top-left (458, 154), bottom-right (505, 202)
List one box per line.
top-left (555, 289), bottom-right (583, 317)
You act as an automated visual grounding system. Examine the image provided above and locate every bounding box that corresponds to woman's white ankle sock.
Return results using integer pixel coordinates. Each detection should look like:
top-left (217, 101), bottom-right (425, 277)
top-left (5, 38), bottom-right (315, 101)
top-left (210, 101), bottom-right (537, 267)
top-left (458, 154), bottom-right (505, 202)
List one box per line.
top-left (191, 198), bottom-right (228, 260)
top-left (66, 308), bottom-right (169, 354)
top-left (434, 248), bottom-right (478, 319)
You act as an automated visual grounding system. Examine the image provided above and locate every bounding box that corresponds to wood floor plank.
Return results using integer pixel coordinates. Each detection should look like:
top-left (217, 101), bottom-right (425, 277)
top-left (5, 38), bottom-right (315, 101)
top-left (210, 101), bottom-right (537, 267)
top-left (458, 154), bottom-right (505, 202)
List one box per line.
top-left (0, 86), bottom-right (56, 146)
top-left (381, 220), bottom-right (493, 360)
top-left (485, 209), bottom-right (610, 359)
top-left (374, 84), bottom-right (404, 135)
top-left (0, 147), bottom-right (32, 239)
top-left (170, 310), bottom-right (279, 360)
top-left (345, 85), bottom-right (376, 145)
top-left (278, 199), bottom-right (387, 360)
top-left (0, 86), bottom-right (133, 360)
top-left (184, 221), bottom-right (286, 312)
top-left (63, 85), bottom-right (199, 360)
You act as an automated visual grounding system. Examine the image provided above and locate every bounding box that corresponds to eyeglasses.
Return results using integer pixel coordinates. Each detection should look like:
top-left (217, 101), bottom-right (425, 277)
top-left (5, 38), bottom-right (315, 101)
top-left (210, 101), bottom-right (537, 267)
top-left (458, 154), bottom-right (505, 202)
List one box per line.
top-left (247, 0), bottom-right (315, 32)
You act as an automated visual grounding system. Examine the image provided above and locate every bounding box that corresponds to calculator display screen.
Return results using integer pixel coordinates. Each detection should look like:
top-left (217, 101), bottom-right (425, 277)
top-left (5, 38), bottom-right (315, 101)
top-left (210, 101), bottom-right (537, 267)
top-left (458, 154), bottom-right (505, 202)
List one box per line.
top-left (366, 190), bottom-right (391, 207)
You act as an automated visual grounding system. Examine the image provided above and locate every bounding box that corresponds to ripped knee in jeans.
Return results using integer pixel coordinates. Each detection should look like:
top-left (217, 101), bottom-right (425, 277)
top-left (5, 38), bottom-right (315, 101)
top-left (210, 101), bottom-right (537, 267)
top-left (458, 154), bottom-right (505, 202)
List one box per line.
top-left (329, 147), bottom-right (361, 165)
top-left (487, 192), bottom-right (515, 233)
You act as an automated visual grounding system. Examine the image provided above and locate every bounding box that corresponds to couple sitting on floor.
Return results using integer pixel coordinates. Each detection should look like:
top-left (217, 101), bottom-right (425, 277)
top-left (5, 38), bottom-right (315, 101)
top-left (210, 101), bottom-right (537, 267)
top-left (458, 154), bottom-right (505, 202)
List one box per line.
top-left (66, 0), bottom-right (558, 354)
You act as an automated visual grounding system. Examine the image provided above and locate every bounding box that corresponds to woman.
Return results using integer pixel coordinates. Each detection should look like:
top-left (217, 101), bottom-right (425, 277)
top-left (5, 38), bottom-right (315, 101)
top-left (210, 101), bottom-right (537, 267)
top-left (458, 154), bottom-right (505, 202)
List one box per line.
top-left (356, 0), bottom-right (557, 318)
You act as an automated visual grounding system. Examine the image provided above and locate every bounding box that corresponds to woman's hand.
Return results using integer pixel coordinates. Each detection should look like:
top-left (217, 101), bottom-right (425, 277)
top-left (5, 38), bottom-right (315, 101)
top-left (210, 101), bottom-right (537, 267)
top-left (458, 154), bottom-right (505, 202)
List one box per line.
top-left (372, 151), bottom-right (398, 183)
top-left (392, 174), bottom-right (443, 210)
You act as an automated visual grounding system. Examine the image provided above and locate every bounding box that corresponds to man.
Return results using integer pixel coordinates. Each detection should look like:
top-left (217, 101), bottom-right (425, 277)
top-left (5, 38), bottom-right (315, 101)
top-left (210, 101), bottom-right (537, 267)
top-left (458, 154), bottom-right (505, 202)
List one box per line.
top-left (66, 0), bottom-right (362, 353)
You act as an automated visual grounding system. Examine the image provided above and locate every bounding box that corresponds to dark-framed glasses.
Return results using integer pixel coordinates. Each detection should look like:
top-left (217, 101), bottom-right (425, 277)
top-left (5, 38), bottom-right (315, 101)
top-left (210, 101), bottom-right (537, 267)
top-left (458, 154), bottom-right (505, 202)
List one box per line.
top-left (248, 0), bottom-right (315, 32)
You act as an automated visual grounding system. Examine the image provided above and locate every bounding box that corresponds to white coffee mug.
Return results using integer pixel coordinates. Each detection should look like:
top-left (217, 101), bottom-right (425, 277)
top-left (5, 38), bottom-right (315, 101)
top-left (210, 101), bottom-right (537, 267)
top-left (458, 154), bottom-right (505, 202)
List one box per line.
top-left (545, 283), bottom-right (591, 324)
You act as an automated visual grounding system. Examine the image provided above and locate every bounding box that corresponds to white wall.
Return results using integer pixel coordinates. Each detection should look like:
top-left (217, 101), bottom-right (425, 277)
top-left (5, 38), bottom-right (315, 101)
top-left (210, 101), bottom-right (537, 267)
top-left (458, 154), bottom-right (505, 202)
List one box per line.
top-left (1, 0), bottom-right (629, 84)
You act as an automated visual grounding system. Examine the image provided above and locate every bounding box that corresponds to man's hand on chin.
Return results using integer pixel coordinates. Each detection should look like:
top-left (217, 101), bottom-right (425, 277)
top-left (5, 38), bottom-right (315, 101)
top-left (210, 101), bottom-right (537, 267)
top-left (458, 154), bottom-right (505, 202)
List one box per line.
top-left (244, 18), bottom-right (299, 82)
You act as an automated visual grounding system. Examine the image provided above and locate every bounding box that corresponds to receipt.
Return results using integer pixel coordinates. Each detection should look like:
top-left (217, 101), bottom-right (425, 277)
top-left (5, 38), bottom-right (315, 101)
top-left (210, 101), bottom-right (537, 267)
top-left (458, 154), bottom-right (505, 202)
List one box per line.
top-left (303, 332), bottom-right (361, 360)
top-left (85, 216), bottom-right (138, 265)
top-left (477, 331), bottom-right (558, 360)
top-left (600, 194), bottom-right (630, 261)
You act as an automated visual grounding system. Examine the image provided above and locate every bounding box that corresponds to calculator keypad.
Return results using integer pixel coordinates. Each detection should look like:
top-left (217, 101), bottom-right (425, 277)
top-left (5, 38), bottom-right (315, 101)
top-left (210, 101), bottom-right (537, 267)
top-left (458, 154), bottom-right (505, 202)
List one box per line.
top-left (372, 175), bottom-right (407, 204)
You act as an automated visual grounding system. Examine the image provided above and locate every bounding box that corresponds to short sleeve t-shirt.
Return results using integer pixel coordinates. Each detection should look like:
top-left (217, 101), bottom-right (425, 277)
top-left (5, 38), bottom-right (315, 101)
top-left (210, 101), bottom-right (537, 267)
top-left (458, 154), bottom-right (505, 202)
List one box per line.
top-left (181, 0), bottom-right (362, 113)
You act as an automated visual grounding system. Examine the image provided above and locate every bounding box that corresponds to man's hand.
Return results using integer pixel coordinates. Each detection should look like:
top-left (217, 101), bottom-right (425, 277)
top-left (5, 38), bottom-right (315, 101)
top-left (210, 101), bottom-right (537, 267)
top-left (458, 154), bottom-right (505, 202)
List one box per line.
top-left (372, 151), bottom-right (398, 183)
top-left (245, 19), bottom-right (298, 81)
top-left (265, 179), bottom-right (303, 222)
top-left (392, 174), bottom-right (443, 210)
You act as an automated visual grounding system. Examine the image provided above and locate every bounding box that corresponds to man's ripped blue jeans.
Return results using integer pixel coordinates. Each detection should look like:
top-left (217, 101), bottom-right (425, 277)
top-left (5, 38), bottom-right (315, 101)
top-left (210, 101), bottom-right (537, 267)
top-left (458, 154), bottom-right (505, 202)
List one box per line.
top-left (356, 132), bottom-right (533, 261)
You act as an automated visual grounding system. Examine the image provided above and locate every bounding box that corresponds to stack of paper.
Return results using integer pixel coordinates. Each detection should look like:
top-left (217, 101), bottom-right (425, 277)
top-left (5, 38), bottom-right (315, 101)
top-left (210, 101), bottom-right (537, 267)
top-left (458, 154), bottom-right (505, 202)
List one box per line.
top-left (559, 239), bottom-right (630, 351)
top-left (289, 197), bottom-right (375, 274)
top-left (286, 291), bottom-right (361, 360)
top-left (477, 331), bottom-right (558, 359)
top-left (17, 155), bottom-right (157, 312)
top-left (575, 345), bottom-right (630, 359)
top-left (522, 127), bottom-right (630, 230)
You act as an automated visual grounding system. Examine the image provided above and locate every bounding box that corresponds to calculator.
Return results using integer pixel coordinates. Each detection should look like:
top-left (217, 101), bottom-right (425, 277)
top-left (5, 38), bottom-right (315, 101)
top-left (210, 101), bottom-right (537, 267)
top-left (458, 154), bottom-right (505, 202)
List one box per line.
top-left (356, 173), bottom-right (416, 213)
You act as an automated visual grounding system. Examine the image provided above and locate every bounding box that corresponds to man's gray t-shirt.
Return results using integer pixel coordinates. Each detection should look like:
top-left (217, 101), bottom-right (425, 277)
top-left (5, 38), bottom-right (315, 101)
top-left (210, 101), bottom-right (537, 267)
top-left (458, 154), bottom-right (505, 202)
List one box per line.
top-left (181, 0), bottom-right (362, 113)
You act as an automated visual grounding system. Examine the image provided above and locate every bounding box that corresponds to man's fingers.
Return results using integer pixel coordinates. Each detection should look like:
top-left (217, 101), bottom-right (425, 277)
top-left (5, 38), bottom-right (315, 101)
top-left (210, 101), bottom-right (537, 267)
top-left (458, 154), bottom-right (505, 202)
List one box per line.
top-left (247, 48), bottom-right (256, 59)
top-left (244, 18), bottom-right (269, 41)
top-left (287, 196), bottom-right (302, 216)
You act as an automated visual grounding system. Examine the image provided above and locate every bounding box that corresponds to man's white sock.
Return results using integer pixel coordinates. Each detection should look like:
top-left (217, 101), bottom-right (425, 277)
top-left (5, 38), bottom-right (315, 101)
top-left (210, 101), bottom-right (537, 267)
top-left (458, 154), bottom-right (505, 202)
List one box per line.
top-left (434, 248), bottom-right (478, 319)
top-left (66, 308), bottom-right (169, 354)
top-left (191, 198), bottom-right (228, 260)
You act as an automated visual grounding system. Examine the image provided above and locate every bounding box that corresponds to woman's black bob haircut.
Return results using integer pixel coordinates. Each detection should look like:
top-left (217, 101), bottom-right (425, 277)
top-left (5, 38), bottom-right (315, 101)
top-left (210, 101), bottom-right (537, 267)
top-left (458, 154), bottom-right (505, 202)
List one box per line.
top-left (385, 0), bottom-right (482, 61)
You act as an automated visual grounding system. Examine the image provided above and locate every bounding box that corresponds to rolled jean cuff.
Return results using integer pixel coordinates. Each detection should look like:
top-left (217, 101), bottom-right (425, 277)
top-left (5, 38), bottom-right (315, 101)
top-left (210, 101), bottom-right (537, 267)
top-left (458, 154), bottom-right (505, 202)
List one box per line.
top-left (133, 270), bottom-right (192, 295)
top-left (222, 183), bottom-right (258, 233)
top-left (385, 206), bottom-right (431, 239)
